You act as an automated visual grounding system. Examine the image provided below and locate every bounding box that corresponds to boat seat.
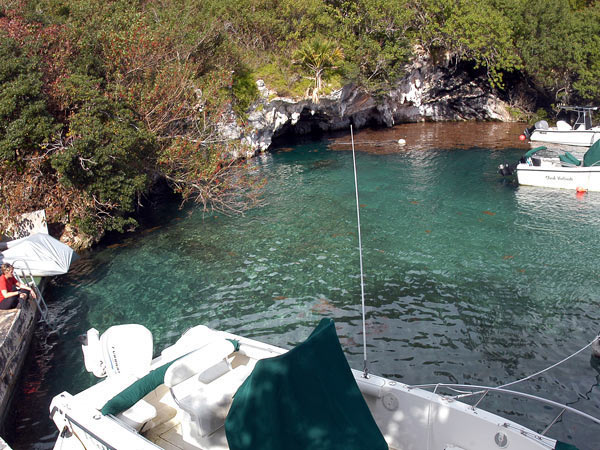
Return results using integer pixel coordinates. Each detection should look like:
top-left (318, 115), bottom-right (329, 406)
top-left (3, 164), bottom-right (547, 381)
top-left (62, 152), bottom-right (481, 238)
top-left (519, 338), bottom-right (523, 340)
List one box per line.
top-left (174, 364), bottom-right (252, 442)
top-left (159, 325), bottom-right (218, 363)
top-left (556, 120), bottom-right (571, 131)
top-left (164, 339), bottom-right (237, 387)
top-left (164, 338), bottom-right (246, 444)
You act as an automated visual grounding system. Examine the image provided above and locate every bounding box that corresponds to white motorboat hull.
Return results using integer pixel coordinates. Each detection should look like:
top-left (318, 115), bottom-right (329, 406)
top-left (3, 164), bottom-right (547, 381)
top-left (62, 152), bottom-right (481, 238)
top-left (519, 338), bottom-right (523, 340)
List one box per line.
top-left (49, 325), bottom-right (558, 450)
top-left (529, 128), bottom-right (600, 147)
top-left (516, 162), bottom-right (600, 191)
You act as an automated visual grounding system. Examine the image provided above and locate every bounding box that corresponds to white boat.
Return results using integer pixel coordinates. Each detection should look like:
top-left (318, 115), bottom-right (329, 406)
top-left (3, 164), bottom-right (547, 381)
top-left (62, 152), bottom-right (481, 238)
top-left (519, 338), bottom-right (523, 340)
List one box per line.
top-left (498, 140), bottom-right (600, 191)
top-left (522, 106), bottom-right (600, 147)
top-left (49, 319), bottom-right (600, 450)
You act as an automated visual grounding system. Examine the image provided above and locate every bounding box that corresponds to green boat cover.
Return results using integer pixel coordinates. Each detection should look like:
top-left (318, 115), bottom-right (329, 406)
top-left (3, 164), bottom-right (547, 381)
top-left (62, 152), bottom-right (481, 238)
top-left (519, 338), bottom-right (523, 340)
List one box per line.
top-left (559, 152), bottom-right (581, 166)
top-left (583, 139), bottom-right (600, 167)
top-left (101, 360), bottom-right (174, 416)
top-left (225, 318), bottom-right (389, 450)
top-left (524, 146), bottom-right (547, 158)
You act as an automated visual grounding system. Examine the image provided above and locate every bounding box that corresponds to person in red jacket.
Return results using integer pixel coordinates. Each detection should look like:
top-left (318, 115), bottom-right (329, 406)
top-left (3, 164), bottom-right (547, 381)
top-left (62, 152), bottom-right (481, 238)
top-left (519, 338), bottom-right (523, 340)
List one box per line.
top-left (0, 263), bottom-right (36, 310)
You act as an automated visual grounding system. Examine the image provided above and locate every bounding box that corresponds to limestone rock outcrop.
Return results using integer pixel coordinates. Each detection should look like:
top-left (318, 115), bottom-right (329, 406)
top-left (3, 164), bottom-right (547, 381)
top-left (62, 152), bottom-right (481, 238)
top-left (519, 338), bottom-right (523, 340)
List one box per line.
top-left (228, 57), bottom-right (513, 154)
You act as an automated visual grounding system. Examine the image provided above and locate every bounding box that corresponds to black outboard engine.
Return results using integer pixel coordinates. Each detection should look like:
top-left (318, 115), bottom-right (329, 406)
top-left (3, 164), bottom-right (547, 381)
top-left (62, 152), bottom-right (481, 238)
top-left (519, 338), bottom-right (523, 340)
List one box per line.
top-left (498, 162), bottom-right (512, 176)
top-left (498, 161), bottom-right (520, 176)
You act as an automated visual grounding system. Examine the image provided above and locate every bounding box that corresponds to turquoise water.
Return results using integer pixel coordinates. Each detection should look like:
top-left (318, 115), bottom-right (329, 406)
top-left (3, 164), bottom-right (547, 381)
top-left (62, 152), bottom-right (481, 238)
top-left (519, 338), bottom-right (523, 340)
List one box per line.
top-left (10, 124), bottom-right (600, 449)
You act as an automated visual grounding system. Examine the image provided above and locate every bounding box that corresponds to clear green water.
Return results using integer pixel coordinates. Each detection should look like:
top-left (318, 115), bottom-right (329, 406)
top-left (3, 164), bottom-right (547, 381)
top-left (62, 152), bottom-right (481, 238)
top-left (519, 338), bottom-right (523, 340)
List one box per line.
top-left (10, 126), bottom-right (600, 449)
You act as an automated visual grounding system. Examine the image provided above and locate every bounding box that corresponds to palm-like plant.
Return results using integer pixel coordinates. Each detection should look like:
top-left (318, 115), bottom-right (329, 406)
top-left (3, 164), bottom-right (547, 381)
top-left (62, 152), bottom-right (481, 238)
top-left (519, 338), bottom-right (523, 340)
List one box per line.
top-left (293, 38), bottom-right (343, 103)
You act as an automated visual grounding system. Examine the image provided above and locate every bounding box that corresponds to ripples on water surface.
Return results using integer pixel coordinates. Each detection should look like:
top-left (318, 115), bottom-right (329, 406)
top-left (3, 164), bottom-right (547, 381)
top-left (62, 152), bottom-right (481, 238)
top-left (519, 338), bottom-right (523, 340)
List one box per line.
top-left (11, 123), bottom-right (600, 449)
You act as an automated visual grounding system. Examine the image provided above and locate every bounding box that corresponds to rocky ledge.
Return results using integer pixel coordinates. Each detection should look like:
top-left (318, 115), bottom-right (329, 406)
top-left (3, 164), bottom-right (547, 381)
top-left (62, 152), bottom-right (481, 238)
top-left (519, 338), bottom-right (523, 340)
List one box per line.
top-left (220, 57), bottom-right (513, 155)
top-left (0, 297), bottom-right (38, 435)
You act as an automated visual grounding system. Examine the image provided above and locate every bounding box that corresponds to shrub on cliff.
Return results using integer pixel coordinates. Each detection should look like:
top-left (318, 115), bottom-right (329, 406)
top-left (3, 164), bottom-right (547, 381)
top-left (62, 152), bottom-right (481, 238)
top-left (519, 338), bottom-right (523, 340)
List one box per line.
top-left (0, 34), bottom-right (59, 165)
top-left (49, 75), bottom-right (155, 235)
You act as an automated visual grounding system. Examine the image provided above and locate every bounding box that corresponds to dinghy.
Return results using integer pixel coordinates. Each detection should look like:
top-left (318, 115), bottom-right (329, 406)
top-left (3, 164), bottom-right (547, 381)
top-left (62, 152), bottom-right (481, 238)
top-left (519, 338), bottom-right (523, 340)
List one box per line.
top-left (522, 106), bottom-right (600, 147)
top-left (498, 140), bottom-right (600, 191)
top-left (49, 319), bottom-right (599, 450)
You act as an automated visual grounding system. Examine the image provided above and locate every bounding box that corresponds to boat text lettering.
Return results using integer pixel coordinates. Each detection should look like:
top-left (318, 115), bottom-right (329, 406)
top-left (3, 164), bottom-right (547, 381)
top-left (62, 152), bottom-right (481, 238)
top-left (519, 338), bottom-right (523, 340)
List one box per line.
top-left (545, 175), bottom-right (574, 181)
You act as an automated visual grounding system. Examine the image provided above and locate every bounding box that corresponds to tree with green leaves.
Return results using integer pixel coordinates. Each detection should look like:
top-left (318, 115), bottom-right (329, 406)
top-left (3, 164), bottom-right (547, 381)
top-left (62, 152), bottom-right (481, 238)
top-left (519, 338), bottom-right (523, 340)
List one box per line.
top-left (293, 38), bottom-right (343, 102)
top-left (49, 75), bottom-right (155, 234)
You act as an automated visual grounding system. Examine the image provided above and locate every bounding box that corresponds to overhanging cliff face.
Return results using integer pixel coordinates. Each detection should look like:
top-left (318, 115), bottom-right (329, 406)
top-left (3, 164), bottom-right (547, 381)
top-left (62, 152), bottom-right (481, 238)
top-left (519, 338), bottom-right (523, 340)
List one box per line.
top-left (221, 58), bottom-right (513, 155)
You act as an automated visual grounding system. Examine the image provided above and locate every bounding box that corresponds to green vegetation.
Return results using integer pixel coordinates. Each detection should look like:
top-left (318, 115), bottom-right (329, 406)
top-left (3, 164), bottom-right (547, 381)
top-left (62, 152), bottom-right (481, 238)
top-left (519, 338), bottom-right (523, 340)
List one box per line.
top-left (1, 0), bottom-right (600, 245)
top-left (293, 38), bottom-right (344, 102)
top-left (0, 35), bottom-right (58, 164)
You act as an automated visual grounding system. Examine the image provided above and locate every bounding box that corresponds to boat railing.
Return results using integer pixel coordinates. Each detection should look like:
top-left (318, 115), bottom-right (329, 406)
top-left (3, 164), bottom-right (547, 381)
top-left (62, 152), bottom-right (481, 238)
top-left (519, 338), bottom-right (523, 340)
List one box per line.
top-left (556, 105), bottom-right (598, 130)
top-left (408, 382), bottom-right (600, 436)
top-left (12, 258), bottom-right (52, 326)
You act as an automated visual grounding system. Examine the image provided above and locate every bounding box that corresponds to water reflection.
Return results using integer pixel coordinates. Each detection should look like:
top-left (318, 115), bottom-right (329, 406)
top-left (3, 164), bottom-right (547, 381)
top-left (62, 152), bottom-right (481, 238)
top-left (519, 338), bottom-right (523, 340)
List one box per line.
top-left (329, 122), bottom-right (530, 153)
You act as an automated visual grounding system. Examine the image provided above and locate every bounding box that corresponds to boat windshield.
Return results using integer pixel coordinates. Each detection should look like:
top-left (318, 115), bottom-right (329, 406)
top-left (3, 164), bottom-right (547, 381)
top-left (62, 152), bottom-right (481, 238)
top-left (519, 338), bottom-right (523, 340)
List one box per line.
top-left (558, 105), bottom-right (598, 130)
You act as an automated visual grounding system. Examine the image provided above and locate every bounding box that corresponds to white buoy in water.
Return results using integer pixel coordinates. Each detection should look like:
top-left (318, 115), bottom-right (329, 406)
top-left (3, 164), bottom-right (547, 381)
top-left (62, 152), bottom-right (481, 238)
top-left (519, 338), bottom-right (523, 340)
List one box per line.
top-left (398, 139), bottom-right (406, 145)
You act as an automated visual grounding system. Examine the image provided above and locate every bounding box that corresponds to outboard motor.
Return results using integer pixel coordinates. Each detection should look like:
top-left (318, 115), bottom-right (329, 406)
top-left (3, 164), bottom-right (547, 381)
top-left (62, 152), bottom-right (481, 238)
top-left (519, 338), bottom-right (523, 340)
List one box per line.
top-left (523, 126), bottom-right (534, 139)
top-left (498, 162), bottom-right (517, 176)
top-left (81, 324), bottom-right (153, 378)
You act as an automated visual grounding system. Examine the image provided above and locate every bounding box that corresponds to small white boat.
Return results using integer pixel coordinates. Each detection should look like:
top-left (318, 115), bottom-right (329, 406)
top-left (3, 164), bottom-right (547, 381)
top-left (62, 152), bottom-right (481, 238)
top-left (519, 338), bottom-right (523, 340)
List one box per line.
top-left (49, 320), bottom-right (599, 450)
top-left (498, 140), bottom-right (600, 191)
top-left (522, 106), bottom-right (600, 147)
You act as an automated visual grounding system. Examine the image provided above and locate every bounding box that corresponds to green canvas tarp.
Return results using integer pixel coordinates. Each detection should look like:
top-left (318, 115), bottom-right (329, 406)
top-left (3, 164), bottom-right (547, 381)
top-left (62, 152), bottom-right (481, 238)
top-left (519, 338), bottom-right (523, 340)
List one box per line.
top-left (583, 139), bottom-right (600, 167)
top-left (101, 360), bottom-right (174, 416)
top-left (524, 146), bottom-right (546, 159)
top-left (559, 152), bottom-right (581, 166)
top-left (225, 318), bottom-right (389, 450)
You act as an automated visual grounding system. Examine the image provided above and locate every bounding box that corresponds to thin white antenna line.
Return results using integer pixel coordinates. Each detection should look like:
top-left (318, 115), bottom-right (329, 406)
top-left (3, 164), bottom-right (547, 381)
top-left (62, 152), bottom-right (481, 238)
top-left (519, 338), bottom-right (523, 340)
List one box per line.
top-left (351, 125), bottom-right (369, 378)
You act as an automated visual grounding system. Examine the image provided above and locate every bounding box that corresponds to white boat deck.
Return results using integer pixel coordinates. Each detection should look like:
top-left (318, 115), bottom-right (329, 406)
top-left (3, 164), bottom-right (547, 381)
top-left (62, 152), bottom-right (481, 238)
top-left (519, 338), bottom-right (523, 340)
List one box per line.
top-left (143, 409), bottom-right (399, 450)
top-left (146, 415), bottom-right (200, 450)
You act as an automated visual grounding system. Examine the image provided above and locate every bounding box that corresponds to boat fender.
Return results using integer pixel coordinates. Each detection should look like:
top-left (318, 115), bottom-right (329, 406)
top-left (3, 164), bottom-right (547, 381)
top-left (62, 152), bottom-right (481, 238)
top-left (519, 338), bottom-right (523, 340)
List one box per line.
top-left (82, 328), bottom-right (107, 378)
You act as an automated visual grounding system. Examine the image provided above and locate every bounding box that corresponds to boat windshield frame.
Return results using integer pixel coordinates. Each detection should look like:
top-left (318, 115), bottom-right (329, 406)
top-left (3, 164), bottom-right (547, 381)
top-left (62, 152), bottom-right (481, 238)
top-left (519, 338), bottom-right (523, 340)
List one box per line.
top-left (557, 105), bottom-right (598, 130)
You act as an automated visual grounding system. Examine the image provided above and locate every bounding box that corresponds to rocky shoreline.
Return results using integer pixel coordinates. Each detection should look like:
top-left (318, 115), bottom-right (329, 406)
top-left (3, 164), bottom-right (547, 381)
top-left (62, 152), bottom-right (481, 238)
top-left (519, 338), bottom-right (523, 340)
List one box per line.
top-left (220, 57), bottom-right (514, 156)
top-left (0, 295), bottom-right (39, 439)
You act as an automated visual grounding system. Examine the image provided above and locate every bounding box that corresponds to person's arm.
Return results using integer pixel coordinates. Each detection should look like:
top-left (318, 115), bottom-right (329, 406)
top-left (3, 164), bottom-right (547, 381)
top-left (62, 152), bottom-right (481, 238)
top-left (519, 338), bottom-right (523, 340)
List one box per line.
top-left (0, 288), bottom-right (20, 298)
top-left (15, 280), bottom-right (36, 298)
